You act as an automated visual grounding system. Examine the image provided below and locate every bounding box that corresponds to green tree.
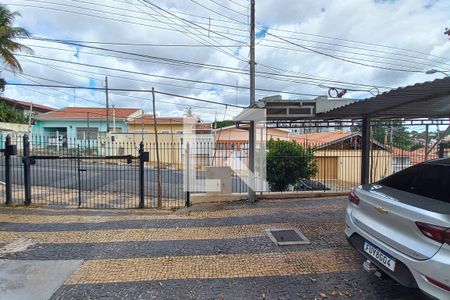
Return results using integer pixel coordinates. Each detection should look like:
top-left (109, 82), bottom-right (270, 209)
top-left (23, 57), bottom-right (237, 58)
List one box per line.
top-left (0, 4), bottom-right (32, 73)
top-left (212, 120), bottom-right (234, 129)
top-left (0, 100), bottom-right (25, 123)
top-left (352, 120), bottom-right (415, 150)
top-left (266, 139), bottom-right (317, 191)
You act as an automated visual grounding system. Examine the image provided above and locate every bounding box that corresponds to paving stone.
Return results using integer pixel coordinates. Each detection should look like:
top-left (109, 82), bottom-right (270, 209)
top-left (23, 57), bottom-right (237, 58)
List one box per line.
top-left (51, 273), bottom-right (425, 300)
top-left (0, 197), bottom-right (427, 299)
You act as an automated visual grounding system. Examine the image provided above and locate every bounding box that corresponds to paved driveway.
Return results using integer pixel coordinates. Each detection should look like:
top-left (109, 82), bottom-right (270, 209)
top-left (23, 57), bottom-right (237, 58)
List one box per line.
top-left (0, 197), bottom-right (426, 299)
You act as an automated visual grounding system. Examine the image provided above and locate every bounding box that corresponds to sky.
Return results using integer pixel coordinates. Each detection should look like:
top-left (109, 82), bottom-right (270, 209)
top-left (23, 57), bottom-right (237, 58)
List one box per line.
top-left (1, 0), bottom-right (450, 122)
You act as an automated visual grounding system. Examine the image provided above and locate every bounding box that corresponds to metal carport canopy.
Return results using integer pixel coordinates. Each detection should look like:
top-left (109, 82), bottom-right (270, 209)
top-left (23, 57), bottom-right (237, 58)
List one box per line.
top-left (317, 77), bottom-right (450, 120)
top-left (313, 77), bottom-right (450, 186)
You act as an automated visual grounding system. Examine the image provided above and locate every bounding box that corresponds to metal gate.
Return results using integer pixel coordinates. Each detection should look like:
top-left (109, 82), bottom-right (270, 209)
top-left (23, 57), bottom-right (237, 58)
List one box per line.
top-left (1, 134), bottom-right (187, 209)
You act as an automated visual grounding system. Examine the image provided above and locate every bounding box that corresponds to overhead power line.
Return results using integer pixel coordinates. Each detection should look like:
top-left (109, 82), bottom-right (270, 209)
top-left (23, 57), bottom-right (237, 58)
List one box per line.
top-left (20, 0), bottom-right (450, 69)
top-left (189, 0), bottom-right (244, 23)
top-left (207, 0), bottom-right (247, 17)
top-left (6, 2), bottom-right (247, 44)
top-left (131, 0), bottom-right (399, 92)
top-left (266, 32), bottom-right (425, 73)
top-left (14, 55), bottom-right (325, 97)
top-left (10, 0), bottom-right (450, 66)
top-left (14, 72), bottom-right (239, 111)
top-left (227, 0), bottom-right (249, 10)
top-left (18, 56), bottom-right (271, 100)
top-left (23, 38), bottom-right (392, 90)
top-left (10, 1), bottom-right (448, 71)
top-left (5, 82), bottom-right (246, 108)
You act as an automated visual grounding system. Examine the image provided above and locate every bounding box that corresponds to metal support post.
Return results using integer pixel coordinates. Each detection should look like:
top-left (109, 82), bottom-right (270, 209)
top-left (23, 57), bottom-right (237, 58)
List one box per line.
top-left (4, 135), bottom-right (12, 205)
top-left (438, 142), bottom-right (445, 158)
top-left (185, 142), bottom-right (190, 207)
top-left (361, 117), bottom-right (371, 185)
top-left (23, 134), bottom-right (31, 205)
top-left (105, 76), bottom-right (110, 132)
top-left (77, 145), bottom-right (82, 208)
top-left (139, 141), bottom-right (145, 208)
top-left (248, 0), bottom-right (256, 203)
top-left (424, 124), bottom-right (429, 161)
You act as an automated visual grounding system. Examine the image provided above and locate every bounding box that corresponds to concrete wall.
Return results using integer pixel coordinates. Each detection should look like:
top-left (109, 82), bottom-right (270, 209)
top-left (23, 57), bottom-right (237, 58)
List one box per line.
top-left (33, 119), bottom-right (128, 139)
top-left (98, 133), bottom-right (214, 169)
top-left (216, 127), bottom-right (290, 143)
top-left (128, 123), bottom-right (186, 134)
top-left (314, 149), bottom-right (392, 185)
top-left (0, 122), bottom-right (29, 133)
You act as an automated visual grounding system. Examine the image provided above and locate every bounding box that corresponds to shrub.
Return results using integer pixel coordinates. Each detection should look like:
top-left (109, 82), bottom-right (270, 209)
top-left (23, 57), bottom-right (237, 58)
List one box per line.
top-left (266, 139), bottom-right (317, 191)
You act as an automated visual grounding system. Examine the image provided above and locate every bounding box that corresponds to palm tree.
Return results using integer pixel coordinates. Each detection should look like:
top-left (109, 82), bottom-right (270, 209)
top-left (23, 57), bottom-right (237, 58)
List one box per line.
top-left (0, 4), bottom-right (32, 73)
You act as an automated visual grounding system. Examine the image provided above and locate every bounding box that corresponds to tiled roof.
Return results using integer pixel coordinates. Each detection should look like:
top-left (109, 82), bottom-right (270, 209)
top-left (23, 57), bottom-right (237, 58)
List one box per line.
top-left (128, 115), bottom-right (197, 124)
top-left (194, 123), bottom-right (212, 130)
top-left (1, 97), bottom-right (54, 112)
top-left (291, 131), bottom-right (354, 147)
top-left (409, 147), bottom-right (439, 164)
top-left (35, 107), bottom-right (141, 120)
top-left (391, 146), bottom-right (411, 157)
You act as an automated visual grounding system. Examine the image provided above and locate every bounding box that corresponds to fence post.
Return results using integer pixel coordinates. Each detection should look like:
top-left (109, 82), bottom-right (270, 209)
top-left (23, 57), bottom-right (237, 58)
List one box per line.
top-left (77, 145), bottom-right (82, 208)
top-left (4, 135), bottom-right (12, 205)
top-left (139, 141), bottom-right (145, 209)
top-left (23, 134), bottom-right (32, 205)
top-left (361, 117), bottom-right (371, 185)
top-left (438, 142), bottom-right (445, 159)
top-left (185, 142), bottom-right (190, 207)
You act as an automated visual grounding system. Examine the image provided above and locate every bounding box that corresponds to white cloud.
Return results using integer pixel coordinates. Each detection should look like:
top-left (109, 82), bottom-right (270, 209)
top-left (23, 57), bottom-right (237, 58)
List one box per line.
top-left (2, 0), bottom-right (449, 122)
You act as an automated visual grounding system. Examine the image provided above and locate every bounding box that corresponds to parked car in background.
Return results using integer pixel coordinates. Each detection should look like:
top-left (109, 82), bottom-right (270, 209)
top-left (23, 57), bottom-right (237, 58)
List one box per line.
top-left (345, 159), bottom-right (450, 299)
top-left (294, 179), bottom-right (330, 191)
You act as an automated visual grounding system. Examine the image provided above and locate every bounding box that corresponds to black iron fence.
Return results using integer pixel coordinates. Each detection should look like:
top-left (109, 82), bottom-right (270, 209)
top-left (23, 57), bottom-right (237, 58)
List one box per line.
top-left (0, 134), bottom-right (185, 208)
top-left (0, 128), bottom-right (447, 208)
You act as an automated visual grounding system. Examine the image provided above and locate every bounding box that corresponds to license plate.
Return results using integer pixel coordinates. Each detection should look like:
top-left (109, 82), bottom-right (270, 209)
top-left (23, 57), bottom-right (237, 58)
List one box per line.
top-left (363, 241), bottom-right (396, 271)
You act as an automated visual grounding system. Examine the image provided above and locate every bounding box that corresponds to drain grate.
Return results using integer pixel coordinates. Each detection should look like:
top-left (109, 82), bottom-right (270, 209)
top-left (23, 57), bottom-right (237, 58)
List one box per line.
top-left (266, 228), bottom-right (310, 246)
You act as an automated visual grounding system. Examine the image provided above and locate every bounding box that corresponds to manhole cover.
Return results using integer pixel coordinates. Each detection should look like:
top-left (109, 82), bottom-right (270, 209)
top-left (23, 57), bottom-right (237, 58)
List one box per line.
top-left (266, 228), bottom-right (310, 246)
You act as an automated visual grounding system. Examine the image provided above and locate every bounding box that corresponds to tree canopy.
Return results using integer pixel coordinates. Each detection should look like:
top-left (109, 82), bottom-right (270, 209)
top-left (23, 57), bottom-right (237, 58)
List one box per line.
top-left (0, 4), bottom-right (32, 73)
top-left (352, 121), bottom-right (418, 150)
top-left (266, 139), bottom-right (317, 191)
top-left (212, 120), bottom-right (235, 129)
top-left (0, 100), bottom-right (25, 123)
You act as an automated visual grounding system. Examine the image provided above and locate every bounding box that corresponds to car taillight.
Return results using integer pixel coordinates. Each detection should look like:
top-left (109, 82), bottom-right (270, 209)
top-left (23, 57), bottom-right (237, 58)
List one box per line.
top-left (416, 222), bottom-right (450, 245)
top-left (348, 190), bottom-right (360, 205)
top-left (425, 276), bottom-right (450, 292)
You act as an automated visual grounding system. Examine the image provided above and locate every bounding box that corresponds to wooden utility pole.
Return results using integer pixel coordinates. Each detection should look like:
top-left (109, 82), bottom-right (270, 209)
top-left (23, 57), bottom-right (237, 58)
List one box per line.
top-left (152, 88), bottom-right (162, 208)
top-left (248, 0), bottom-right (256, 203)
top-left (105, 76), bottom-right (110, 132)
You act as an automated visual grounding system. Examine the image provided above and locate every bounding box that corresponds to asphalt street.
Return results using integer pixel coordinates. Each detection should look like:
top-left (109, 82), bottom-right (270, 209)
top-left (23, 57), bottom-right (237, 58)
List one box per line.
top-left (0, 157), bottom-right (248, 198)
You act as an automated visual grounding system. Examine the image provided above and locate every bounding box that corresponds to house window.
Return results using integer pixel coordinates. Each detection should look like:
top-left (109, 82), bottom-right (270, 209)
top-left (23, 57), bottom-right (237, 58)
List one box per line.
top-left (160, 130), bottom-right (170, 134)
top-left (76, 127), bottom-right (99, 140)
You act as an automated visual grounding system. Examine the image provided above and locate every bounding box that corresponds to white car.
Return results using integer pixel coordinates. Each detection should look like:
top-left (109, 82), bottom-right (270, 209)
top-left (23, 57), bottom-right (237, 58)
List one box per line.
top-left (345, 159), bottom-right (450, 299)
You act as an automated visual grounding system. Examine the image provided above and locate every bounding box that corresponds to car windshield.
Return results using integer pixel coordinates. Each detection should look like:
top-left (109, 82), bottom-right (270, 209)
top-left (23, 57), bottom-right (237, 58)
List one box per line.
top-left (378, 164), bottom-right (450, 203)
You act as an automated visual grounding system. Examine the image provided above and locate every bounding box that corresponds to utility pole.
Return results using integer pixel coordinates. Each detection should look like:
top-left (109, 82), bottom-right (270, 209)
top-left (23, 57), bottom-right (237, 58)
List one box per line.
top-left (152, 88), bottom-right (162, 208)
top-left (112, 105), bottom-right (116, 133)
top-left (28, 102), bottom-right (33, 134)
top-left (105, 76), bottom-right (110, 132)
top-left (248, 0), bottom-right (256, 203)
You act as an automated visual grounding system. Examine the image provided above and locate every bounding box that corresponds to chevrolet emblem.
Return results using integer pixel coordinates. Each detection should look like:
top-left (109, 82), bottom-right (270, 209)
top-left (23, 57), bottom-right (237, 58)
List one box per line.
top-left (375, 207), bottom-right (388, 214)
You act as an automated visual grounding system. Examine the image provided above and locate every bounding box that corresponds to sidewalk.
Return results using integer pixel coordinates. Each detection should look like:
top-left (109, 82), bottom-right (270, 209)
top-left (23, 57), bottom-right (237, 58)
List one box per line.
top-left (0, 197), bottom-right (423, 299)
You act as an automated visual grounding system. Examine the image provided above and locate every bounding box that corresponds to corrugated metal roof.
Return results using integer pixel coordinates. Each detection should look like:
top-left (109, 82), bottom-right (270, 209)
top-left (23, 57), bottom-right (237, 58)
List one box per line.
top-left (317, 77), bottom-right (450, 119)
